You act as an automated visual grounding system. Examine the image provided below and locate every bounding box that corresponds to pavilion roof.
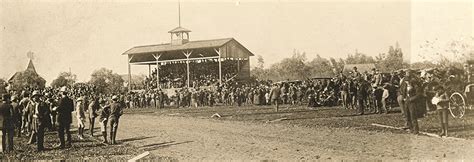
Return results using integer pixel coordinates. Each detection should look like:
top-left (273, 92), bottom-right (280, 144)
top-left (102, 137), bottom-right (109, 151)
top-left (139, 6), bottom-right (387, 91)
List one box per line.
top-left (123, 38), bottom-right (234, 55)
top-left (168, 26), bottom-right (192, 33)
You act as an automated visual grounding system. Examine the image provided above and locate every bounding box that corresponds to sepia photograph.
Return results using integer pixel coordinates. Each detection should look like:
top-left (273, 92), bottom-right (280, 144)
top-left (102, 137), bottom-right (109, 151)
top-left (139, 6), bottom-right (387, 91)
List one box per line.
top-left (0, 0), bottom-right (473, 160)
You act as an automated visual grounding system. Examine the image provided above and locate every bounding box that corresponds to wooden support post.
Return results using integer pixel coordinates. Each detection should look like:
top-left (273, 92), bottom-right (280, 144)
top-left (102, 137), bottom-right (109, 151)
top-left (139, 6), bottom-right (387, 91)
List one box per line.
top-left (237, 58), bottom-right (240, 72)
top-left (128, 55), bottom-right (134, 92)
top-left (148, 64), bottom-right (151, 76)
top-left (153, 54), bottom-right (162, 89)
top-left (214, 48), bottom-right (222, 85)
top-left (182, 50), bottom-right (193, 88)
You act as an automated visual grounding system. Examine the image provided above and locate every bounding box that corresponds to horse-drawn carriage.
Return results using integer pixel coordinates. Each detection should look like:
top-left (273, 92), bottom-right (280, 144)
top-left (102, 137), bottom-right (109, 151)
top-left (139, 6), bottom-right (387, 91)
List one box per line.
top-left (448, 60), bottom-right (474, 118)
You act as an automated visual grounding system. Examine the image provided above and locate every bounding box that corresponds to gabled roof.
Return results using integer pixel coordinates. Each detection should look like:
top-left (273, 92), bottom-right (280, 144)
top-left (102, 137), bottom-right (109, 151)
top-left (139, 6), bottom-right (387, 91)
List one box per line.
top-left (9, 59), bottom-right (38, 82)
top-left (123, 38), bottom-right (234, 55)
top-left (26, 59), bottom-right (36, 73)
top-left (168, 26), bottom-right (191, 33)
top-left (8, 72), bottom-right (20, 82)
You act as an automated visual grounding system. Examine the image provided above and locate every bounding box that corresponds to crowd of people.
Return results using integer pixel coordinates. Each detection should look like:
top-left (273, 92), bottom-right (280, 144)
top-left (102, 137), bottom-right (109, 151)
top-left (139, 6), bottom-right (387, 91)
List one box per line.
top-left (127, 65), bottom-right (471, 137)
top-left (142, 60), bottom-right (241, 89)
top-left (0, 63), bottom-right (471, 153)
top-left (0, 86), bottom-right (125, 152)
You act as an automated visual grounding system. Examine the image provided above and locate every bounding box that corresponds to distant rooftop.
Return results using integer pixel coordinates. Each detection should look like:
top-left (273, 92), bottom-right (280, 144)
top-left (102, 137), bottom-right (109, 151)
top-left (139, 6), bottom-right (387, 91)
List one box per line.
top-left (123, 38), bottom-right (235, 55)
top-left (168, 26), bottom-right (191, 33)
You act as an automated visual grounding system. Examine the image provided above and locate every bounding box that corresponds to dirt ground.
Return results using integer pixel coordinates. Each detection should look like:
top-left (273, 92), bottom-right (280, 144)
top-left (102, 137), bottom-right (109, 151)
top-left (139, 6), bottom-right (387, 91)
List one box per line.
top-left (118, 105), bottom-right (474, 161)
top-left (1, 105), bottom-right (473, 160)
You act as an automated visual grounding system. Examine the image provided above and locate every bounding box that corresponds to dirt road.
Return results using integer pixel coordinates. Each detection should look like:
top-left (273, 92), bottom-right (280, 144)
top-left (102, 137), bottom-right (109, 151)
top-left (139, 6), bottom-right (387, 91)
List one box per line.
top-left (116, 114), bottom-right (474, 160)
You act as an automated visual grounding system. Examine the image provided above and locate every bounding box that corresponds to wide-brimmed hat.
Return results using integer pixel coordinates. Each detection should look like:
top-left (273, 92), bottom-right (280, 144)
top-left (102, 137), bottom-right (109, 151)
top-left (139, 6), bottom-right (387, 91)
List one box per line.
top-left (31, 90), bottom-right (42, 97)
top-left (111, 95), bottom-right (118, 100)
top-left (76, 97), bottom-right (84, 102)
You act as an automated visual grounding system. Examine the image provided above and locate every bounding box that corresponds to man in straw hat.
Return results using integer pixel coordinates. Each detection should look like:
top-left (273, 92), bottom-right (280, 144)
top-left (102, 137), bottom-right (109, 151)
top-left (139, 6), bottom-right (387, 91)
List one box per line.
top-left (28, 90), bottom-right (50, 151)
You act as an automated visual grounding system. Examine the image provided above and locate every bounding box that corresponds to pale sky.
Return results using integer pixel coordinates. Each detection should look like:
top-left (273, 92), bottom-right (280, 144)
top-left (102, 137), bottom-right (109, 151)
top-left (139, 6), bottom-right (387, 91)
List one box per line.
top-left (1, 0), bottom-right (472, 83)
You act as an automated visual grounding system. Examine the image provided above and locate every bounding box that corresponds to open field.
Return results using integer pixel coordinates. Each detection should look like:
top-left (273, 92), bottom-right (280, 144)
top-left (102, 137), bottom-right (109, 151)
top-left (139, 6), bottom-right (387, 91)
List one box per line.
top-left (1, 104), bottom-right (473, 160)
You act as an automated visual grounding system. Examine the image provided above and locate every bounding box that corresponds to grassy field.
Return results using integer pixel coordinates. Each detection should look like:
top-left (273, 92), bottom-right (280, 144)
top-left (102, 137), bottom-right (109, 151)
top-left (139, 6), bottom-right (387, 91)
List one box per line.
top-left (126, 104), bottom-right (474, 139)
top-left (1, 104), bottom-right (472, 160)
top-left (0, 125), bottom-right (153, 160)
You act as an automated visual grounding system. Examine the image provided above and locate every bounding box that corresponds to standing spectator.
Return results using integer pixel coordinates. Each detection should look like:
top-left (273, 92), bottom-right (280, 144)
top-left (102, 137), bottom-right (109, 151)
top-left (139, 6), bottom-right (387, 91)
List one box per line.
top-left (373, 86), bottom-right (384, 114)
top-left (28, 91), bottom-right (49, 151)
top-left (55, 89), bottom-right (74, 149)
top-left (11, 95), bottom-right (22, 137)
top-left (88, 97), bottom-right (99, 136)
top-left (109, 95), bottom-right (123, 144)
top-left (404, 70), bottom-right (425, 134)
top-left (76, 97), bottom-right (86, 140)
top-left (356, 78), bottom-right (369, 115)
top-left (269, 84), bottom-right (281, 112)
top-left (432, 86), bottom-right (449, 137)
top-left (381, 84), bottom-right (390, 114)
top-left (19, 92), bottom-right (30, 136)
top-left (99, 99), bottom-right (110, 143)
top-left (0, 94), bottom-right (15, 152)
top-left (340, 80), bottom-right (349, 109)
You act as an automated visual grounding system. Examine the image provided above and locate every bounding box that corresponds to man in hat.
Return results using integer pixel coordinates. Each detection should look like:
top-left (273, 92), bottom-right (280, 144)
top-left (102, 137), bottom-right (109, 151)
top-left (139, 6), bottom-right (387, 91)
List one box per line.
top-left (19, 92), bottom-right (30, 135)
top-left (109, 95), bottom-right (123, 144)
top-left (356, 78), bottom-right (369, 115)
top-left (269, 83), bottom-right (281, 112)
top-left (98, 99), bottom-right (110, 143)
top-left (55, 89), bottom-right (74, 148)
top-left (88, 97), bottom-right (99, 136)
top-left (352, 67), bottom-right (361, 79)
top-left (11, 95), bottom-right (22, 137)
top-left (0, 94), bottom-right (15, 152)
top-left (28, 91), bottom-right (50, 151)
top-left (76, 97), bottom-right (86, 140)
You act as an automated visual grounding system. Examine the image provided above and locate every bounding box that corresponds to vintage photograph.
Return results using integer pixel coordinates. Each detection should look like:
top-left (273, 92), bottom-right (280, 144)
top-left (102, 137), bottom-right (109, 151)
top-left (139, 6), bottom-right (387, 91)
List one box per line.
top-left (0, 0), bottom-right (473, 160)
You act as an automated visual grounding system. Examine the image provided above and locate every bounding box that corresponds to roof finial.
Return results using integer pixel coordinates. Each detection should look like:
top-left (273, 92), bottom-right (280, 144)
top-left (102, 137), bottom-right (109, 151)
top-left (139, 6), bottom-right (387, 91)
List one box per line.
top-left (178, 0), bottom-right (181, 27)
top-left (27, 51), bottom-right (34, 60)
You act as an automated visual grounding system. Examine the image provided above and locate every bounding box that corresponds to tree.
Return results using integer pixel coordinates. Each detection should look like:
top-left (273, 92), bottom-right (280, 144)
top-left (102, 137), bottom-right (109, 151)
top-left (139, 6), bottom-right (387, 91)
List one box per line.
top-left (89, 68), bottom-right (124, 94)
top-left (272, 50), bottom-right (311, 80)
top-left (9, 70), bottom-right (46, 91)
top-left (251, 55), bottom-right (269, 80)
top-left (257, 55), bottom-right (264, 69)
top-left (418, 37), bottom-right (473, 68)
top-left (51, 72), bottom-right (77, 88)
top-left (345, 50), bottom-right (376, 64)
top-left (307, 54), bottom-right (333, 77)
top-left (376, 43), bottom-right (408, 72)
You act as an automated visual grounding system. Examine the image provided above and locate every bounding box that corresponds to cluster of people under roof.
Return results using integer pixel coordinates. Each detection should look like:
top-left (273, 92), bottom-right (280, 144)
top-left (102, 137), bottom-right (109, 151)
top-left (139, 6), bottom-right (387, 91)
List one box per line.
top-left (142, 60), bottom-right (240, 89)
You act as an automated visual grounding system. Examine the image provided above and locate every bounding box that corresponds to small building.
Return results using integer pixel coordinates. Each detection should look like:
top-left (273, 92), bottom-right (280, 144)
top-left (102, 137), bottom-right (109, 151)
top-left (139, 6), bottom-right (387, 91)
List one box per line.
top-left (8, 59), bottom-right (37, 83)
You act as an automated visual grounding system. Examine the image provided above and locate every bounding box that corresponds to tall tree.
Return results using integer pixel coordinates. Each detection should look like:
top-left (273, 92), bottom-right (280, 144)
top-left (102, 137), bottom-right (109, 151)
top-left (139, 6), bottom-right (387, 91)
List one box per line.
top-left (376, 43), bottom-right (408, 72)
top-left (51, 72), bottom-right (77, 88)
top-left (418, 37), bottom-right (473, 68)
top-left (89, 68), bottom-right (124, 94)
top-left (345, 50), bottom-right (376, 64)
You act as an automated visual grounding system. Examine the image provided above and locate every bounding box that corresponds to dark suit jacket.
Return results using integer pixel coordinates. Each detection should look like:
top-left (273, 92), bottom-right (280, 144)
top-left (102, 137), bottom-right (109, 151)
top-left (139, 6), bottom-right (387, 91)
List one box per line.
top-left (57, 96), bottom-right (74, 124)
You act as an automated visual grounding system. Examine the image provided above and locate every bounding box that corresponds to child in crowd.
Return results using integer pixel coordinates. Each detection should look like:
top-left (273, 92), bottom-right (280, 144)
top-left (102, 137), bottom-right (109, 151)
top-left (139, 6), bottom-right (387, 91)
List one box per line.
top-left (431, 86), bottom-right (449, 137)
